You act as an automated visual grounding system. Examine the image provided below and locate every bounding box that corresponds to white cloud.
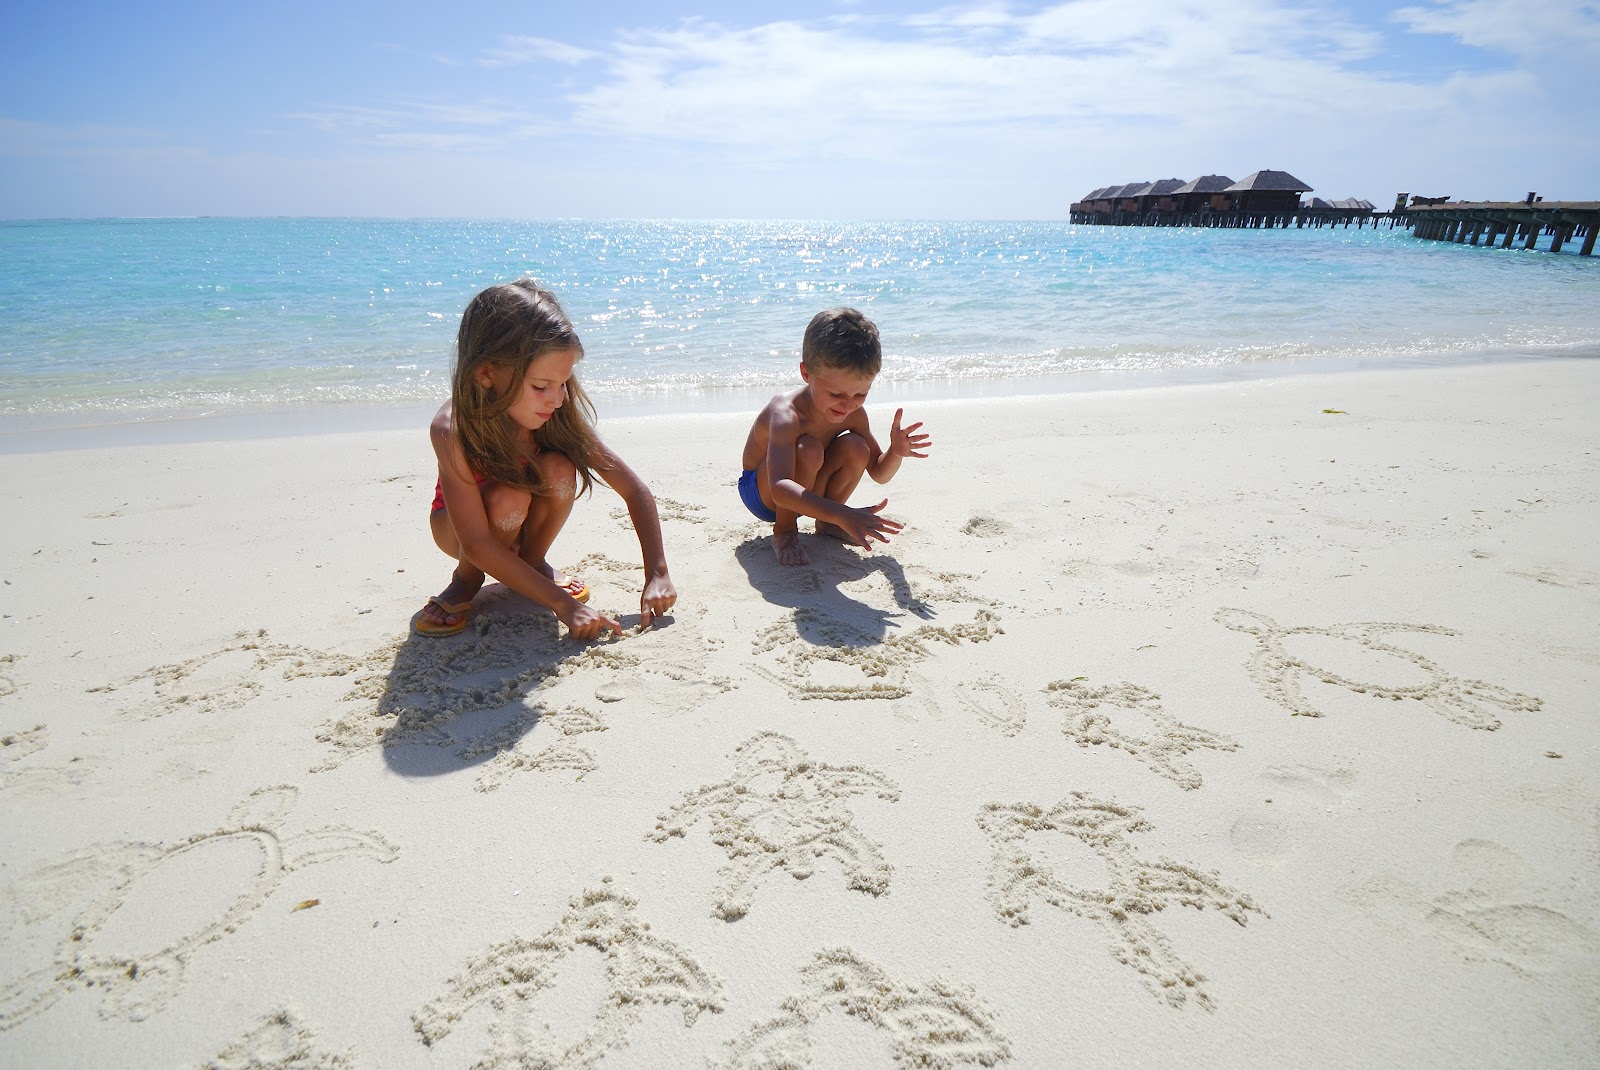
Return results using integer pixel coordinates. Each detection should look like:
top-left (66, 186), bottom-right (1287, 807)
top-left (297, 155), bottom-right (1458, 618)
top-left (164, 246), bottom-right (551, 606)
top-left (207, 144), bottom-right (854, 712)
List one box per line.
top-left (479, 34), bottom-right (599, 68)
top-left (561, 3), bottom-right (1429, 157)
top-left (1392, 0), bottom-right (1600, 58)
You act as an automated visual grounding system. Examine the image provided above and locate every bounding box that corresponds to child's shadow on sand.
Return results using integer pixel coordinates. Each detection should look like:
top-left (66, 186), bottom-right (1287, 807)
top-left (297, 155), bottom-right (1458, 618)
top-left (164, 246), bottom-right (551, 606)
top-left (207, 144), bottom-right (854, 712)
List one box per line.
top-left (734, 536), bottom-right (934, 647)
top-left (373, 586), bottom-right (655, 778)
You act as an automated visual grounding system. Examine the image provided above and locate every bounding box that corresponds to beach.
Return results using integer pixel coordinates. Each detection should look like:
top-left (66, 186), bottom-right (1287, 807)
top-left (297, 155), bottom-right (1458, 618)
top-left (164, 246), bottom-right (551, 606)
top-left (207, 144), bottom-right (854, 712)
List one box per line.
top-left (1, 357), bottom-right (1596, 1067)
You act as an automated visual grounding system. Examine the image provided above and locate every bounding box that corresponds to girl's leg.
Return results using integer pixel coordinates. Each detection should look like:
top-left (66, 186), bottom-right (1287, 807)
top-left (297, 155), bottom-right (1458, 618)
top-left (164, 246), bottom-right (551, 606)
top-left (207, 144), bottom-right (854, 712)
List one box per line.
top-left (813, 432), bottom-right (871, 541)
top-left (419, 481), bottom-right (533, 628)
top-left (514, 451), bottom-right (581, 587)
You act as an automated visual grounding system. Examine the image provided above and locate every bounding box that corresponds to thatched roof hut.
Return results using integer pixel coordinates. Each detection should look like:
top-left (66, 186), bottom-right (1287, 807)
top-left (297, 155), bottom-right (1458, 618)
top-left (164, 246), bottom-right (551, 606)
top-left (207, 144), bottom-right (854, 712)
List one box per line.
top-left (1224, 170), bottom-right (1312, 213)
top-left (1224, 170), bottom-right (1313, 193)
top-left (1169, 174), bottom-right (1235, 213)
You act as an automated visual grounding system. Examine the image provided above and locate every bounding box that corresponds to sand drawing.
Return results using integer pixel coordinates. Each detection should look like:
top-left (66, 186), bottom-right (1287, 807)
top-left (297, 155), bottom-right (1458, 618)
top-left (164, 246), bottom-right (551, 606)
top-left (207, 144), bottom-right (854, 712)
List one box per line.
top-left (1044, 680), bottom-right (1240, 790)
top-left (0, 785), bottom-right (397, 1028)
top-left (89, 630), bottom-right (381, 720)
top-left (1343, 838), bottom-right (1600, 978)
top-left (2, 722), bottom-right (47, 761)
top-left (413, 878), bottom-right (723, 1069)
top-left (752, 609), bottom-right (1002, 701)
top-left (1214, 607), bottom-right (1542, 728)
top-left (717, 948), bottom-right (1011, 1069)
top-left (314, 613), bottom-right (636, 771)
top-left (610, 496), bottom-right (707, 528)
top-left (0, 653), bottom-right (19, 698)
top-left (462, 705), bottom-right (607, 793)
top-left (950, 679), bottom-right (1030, 736)
top-left (978, 792), bottom-right (1265, 1009)
top-left (189, 1006), bottom-right (357, 1070)
top-left (0, 723), bottom-right (91, 795)
top-left (649, 732), bottom-right (901, 920)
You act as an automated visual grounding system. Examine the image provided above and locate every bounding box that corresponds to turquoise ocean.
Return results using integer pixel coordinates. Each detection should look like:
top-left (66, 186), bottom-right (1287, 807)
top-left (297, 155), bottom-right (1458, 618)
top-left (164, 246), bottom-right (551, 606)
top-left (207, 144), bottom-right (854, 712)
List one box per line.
top-left (2, 218), bottom-right (1597, 442)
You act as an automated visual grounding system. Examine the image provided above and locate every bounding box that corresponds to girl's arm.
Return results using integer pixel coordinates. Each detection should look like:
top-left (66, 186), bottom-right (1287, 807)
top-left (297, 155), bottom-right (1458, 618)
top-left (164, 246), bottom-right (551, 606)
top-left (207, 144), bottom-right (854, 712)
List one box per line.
top-left (432, 419), bottom-right (620, 638)
top-left (594, 444), bottom-right (677, 628)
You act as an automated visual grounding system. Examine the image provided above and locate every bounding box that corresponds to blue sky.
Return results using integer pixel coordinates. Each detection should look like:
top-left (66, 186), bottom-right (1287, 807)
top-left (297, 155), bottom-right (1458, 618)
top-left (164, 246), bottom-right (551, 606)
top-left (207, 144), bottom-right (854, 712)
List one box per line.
top-left (2, 1), bottom-right (1595, 218)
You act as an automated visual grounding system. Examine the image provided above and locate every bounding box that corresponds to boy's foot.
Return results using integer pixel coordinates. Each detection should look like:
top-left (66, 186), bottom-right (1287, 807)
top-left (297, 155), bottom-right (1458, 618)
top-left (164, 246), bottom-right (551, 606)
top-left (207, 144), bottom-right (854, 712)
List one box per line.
top-left (772, 528), bottom-right (810, 567)
top-left (814, 521), bottom-right (851, 543)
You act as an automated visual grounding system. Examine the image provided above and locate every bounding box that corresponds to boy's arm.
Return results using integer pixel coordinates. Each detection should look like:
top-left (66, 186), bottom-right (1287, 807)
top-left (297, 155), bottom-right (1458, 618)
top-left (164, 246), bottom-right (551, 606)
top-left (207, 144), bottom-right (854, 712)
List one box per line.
top-left (865, 408), bottom-right (931, 484)
top-left (765, 407), bottom-right (847, 524)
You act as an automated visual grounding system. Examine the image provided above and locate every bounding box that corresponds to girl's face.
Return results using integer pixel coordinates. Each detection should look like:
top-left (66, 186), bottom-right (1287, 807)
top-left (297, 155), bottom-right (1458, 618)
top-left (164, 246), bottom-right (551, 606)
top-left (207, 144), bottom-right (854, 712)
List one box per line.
top-left (478, 347), bottom-right (578, 432)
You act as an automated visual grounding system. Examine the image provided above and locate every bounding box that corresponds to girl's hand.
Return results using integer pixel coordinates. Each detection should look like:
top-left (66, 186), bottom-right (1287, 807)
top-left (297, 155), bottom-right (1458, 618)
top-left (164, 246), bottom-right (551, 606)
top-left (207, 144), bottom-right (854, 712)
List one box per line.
top-left (640, 573), bottom-right (677, 629)
top-left (887, 408), bottom-right (931, 459)
top-left (560, 600), bottom-right (622, 641)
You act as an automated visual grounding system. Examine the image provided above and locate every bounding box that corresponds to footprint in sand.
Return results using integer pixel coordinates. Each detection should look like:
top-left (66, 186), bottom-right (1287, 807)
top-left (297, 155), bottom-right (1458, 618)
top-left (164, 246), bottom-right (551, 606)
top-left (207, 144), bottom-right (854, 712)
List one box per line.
top-left (0, 785), bottom-right (396, 1027)
top-left (978, 792), bottom-right (1266, 1010)
top-left (961, 514), bottom-right (1013, 539)
top-left (751, 608), bottom-right (1002, 702)
top-left (649, 732), bottom-right (901, 920)
top-left (187, 1007), bottom-right (356, 1069)
top-left (717, 948), bottom-right (1010, 1069)
top-left (1214, 608), bottom-right (1542, 729)
top-left (413, 879), bottom-right (723, 1069)
top-left (1045, 680), bottom-right (1239, 790)
top-left (1229, 764), bottom-right (1355, 864)
top-left (1344, 838), bottom-right (1599, 977)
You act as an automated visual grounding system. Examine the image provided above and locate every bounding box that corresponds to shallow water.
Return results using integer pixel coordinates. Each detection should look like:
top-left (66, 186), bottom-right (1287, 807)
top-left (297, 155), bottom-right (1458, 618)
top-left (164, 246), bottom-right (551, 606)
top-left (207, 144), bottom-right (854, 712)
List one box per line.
top-left (2, 217), bottom-right (1596, 426)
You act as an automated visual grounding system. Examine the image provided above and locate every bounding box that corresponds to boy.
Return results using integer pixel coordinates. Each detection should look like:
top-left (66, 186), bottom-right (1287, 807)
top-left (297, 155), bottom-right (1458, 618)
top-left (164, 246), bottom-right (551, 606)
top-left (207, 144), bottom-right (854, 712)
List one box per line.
top-left (740, 307), bottom-right (931, 566)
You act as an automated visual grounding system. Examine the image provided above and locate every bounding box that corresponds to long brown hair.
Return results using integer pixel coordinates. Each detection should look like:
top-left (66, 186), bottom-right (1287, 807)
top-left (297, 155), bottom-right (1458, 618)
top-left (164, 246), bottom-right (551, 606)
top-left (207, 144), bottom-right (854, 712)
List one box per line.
top-left (450, 279), bottom-right (606, 497)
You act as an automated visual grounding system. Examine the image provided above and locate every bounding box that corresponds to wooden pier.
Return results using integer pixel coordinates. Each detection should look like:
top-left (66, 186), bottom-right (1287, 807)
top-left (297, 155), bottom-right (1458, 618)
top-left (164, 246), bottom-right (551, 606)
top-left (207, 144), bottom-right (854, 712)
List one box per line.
top-left (1405, 202), bottom-right (1599, 256)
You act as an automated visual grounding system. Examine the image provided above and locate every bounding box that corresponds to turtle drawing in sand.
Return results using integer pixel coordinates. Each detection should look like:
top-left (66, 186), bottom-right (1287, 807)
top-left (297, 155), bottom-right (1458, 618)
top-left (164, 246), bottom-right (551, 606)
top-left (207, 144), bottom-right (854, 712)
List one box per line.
top-left (0, 785), bottom-right (397, 1027)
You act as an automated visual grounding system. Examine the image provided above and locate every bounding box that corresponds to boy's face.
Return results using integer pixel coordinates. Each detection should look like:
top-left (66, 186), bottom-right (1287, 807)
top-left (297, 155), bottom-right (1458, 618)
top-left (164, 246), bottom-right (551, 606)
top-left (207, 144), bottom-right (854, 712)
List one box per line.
top-left (800, 363), bottom-right (875, 423)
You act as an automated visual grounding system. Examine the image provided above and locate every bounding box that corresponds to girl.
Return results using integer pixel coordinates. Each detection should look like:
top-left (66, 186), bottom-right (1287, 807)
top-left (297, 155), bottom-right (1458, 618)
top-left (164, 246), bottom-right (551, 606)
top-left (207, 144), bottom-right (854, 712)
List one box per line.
top-left (413, 279), bottom-right (675, 641)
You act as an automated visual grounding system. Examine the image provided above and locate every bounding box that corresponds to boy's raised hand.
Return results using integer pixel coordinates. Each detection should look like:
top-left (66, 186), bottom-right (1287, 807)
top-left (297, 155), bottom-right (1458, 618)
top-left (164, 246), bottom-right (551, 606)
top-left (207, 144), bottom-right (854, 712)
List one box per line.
top-left (835, 499), bottom-right (904, 551)
top-left (887, 408), bottom-right (931, 459)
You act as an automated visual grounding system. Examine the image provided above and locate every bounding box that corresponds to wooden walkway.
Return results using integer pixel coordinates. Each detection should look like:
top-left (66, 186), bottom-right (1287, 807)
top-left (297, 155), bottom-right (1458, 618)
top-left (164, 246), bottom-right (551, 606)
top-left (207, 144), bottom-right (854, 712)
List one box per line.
top-left (1405, 202), bottom-right (1599, 255)
top-left (1067, 201), bottom-right (1598, 256)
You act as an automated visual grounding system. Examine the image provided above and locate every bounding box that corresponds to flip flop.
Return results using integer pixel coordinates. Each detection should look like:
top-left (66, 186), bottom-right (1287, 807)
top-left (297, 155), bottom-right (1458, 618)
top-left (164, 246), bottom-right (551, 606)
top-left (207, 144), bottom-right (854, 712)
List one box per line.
top-left (411, 596), bottom-right (473, 637)
top-left (560, 577), bottom-right (591, 604)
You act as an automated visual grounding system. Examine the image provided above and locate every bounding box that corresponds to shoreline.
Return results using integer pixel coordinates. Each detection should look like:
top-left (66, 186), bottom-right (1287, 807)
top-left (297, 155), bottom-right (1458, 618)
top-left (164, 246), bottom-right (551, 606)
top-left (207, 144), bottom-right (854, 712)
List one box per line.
top-left (2, 343), bottom-right (1593, 454)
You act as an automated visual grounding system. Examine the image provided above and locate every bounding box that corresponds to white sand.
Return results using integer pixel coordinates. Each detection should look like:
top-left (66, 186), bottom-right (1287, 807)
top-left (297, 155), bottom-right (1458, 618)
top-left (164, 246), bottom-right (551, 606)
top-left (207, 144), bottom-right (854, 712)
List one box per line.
top-left (1, 358), bottom-right (1596, 1068)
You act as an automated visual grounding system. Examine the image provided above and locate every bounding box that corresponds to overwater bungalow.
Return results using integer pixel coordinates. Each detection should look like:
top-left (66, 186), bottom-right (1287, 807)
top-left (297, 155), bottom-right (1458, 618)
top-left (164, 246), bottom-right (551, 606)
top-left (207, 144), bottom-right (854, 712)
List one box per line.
top-left (1223, 170), bottom-right (1313, 215)
top-left (1167, 175), bottom-right (1235, 215)
top-left (1135, 178), bottom-right (1187, 215)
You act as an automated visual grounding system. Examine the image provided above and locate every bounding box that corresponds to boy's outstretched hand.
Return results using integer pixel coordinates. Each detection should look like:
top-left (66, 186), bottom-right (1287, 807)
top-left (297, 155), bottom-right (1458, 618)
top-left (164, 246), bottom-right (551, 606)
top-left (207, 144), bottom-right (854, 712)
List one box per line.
top-left (887, 408), bottom-right (932, 459)
top-left (832, 499), bottom-right (904, 552)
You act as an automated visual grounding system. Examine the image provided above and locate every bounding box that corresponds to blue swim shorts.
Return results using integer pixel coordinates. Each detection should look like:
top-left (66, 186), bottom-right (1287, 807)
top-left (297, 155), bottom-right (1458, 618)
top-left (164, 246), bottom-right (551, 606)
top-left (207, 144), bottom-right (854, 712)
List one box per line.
top-left (738, 468), bottom-right (778, 523)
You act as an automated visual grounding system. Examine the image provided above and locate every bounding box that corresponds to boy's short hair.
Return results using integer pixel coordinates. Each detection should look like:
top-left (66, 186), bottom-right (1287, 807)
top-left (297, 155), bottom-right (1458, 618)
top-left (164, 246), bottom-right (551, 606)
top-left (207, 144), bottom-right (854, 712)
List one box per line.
top-left (802, 307), bottom-right (881, 376)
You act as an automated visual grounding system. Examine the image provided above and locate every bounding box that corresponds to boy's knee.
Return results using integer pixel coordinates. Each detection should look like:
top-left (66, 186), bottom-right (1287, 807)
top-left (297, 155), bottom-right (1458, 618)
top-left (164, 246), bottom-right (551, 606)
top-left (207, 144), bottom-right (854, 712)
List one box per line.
top-left (830, 431), bottom-right (871, 470)
top-left (794, 434), bottom-right (825, 475)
